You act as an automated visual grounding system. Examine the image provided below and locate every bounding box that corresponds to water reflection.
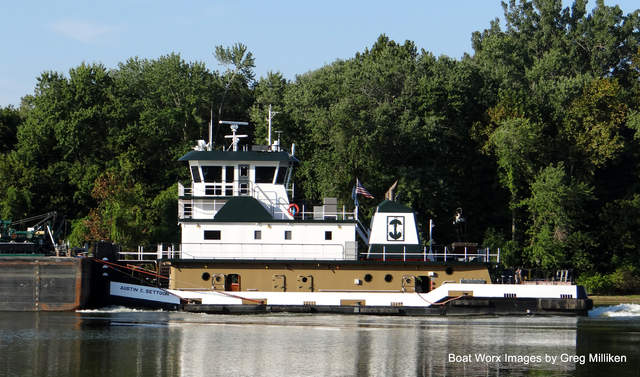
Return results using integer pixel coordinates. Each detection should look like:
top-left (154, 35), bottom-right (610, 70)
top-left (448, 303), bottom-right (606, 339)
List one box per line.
top-left (0, 310), bottom-right (637, 377)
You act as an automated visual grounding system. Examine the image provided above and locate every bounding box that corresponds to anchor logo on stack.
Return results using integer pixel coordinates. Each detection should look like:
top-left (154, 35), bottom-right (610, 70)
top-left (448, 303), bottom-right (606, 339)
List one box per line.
top-left (386, 216), bottom-right (405, 241)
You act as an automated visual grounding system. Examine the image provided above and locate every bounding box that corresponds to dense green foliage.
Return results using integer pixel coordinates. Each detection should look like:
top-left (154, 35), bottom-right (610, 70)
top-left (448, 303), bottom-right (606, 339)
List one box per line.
top-left (2, 0), bottom-right (639, 292)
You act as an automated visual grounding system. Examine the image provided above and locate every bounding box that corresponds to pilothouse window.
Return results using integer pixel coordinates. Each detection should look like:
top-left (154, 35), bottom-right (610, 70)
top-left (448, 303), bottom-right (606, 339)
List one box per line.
top-left (202, 166), bottom-right (222, 182)
top-left (191, 166), bottom-right (201, 183)
top-left (225, 166), bottom-right (234, 182)
top-left (275, 167), bottom-right (287, 184)
top-left (255, 167), bottom-right (276, 183)
top-left (239, 165), bottom-right (249, 178)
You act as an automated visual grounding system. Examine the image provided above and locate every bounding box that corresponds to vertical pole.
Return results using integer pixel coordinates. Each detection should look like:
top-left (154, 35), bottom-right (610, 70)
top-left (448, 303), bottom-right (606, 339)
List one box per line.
top-left (428, 219), bottom-right (433, 254)
top-left (267, 104), bottom-right (272, 148)
top-left (208, 108), bottom-right (213, 150)
top-left (464, 247), bottom-right (467, 262)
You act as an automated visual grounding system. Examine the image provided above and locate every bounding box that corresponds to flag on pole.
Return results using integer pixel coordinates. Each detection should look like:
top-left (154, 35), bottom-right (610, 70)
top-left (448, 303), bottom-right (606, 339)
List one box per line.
top-left (352, 178), bottom-right (374, 208)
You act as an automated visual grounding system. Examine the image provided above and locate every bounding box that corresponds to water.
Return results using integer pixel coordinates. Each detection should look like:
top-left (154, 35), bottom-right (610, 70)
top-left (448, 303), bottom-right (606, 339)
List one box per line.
top-left (0, 305), bottom-right (638, 377)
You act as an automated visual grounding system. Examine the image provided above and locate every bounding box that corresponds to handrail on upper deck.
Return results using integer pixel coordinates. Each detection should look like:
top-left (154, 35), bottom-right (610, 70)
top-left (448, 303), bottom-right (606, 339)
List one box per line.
top-left (364, 245), bottom-right (501, 263)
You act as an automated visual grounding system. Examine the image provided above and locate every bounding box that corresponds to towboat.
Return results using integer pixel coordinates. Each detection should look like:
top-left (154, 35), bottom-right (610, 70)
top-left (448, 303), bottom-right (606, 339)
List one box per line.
top-left (96, 119), bottom-right (592, 315)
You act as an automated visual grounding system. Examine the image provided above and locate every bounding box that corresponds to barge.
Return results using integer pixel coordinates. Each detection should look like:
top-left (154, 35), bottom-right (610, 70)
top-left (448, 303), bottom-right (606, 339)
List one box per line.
top-left (98, 118), bottom-right (592, 315)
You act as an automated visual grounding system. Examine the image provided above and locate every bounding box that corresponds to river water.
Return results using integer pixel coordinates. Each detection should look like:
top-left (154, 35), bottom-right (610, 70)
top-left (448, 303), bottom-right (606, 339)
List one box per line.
top-left (0, 305), bottom-right (638, 377)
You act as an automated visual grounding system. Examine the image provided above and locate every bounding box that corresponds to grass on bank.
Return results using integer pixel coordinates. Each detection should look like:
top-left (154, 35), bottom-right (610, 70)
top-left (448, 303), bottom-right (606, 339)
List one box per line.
top-left (589, 295), bottom-right (640, 306)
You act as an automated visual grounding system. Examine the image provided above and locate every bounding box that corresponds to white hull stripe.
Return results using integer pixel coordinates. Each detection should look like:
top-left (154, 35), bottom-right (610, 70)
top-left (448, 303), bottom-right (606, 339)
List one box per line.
top-left (167, 283), bottom-right (580, 307)
top-left (111, 282), bottom-right (181, 304)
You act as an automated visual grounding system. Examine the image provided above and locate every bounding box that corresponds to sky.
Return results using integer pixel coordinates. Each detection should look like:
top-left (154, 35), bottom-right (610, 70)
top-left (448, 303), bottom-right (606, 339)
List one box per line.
top-left (1, 0), bottom-right (638, 108)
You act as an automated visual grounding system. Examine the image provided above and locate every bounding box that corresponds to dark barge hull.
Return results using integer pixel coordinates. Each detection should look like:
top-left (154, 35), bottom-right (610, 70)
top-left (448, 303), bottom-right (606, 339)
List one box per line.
top-left (0, 257), bottom-right (93, 311)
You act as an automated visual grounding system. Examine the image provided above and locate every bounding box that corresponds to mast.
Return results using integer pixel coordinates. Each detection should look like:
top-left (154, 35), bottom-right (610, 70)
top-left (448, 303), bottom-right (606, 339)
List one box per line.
top-left (208, 108), bottom-right (213, 151)
top-left (267, 104), bottom-right (278, 151)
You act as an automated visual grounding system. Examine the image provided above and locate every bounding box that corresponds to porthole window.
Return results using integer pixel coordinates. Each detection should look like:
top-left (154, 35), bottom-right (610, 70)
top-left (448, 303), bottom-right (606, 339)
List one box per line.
top-left (384, 274), bottom-right (393, 283)
top-left (201, 272), bottom-right (211, 281)
top-left (364, 274), bottom-right (373, 282)
top-left (301, 276), bottom-right (308, 283)
top-left (445, 267), bottom-right (454, 275)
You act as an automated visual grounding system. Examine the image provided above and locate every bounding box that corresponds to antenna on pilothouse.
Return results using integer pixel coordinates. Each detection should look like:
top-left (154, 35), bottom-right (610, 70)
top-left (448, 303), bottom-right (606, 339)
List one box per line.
top-left (220, 120), bottom-right (249, 151)
top-left (267, 104), bottom-right (278, 151)
top-left (208, 107), bottom-right (213, 151)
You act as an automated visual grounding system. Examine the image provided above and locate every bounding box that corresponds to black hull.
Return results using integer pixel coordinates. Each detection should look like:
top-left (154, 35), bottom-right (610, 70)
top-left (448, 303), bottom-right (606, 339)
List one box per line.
top-left (183, 297), bottom-right (593, 316)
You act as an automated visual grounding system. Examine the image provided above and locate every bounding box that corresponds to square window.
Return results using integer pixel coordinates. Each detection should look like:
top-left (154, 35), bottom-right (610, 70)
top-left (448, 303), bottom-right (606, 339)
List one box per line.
top-left (284, 230), bottom-right (292, 240)
top-left (204, 230), bottom-right (221, 240)
top-left (254, 230), bottom-right (262, 240)
top-left (239, 165), bottom-right (249, 177)
top-left (225, 166), bottom-right (235, 182)
top-left (325, 231), bottom-right (332, 240)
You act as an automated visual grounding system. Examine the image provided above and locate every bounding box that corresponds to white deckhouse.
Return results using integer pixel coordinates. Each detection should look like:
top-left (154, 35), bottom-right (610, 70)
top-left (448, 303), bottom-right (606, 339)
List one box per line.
top-left (177, 124), bottom-right (358, 261)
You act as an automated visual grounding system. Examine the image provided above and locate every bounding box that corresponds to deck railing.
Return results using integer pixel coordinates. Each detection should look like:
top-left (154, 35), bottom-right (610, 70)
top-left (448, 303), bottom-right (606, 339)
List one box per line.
top-left (293, 204), bottom-right (357, 221)
top-left (117, 244), bottom-right (180, 262)
top-left (119, 243), bottom-right (500, 263)
top-left (364, 246), bottom-right (501, 263)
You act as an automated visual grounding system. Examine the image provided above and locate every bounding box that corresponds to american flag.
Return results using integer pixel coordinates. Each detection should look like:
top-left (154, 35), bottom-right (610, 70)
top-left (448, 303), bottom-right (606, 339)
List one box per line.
top-left (354, 178), bottom-right (374, 199)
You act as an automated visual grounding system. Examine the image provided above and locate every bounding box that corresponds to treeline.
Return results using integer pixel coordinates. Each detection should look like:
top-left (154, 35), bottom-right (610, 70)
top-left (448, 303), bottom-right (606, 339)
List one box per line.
top-left (1, 0), bottom-right (640, 292)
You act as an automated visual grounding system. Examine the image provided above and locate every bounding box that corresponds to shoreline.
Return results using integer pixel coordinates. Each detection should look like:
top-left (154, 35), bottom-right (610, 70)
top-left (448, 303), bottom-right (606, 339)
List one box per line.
top-left (589, 295), bottom-right (640, 306)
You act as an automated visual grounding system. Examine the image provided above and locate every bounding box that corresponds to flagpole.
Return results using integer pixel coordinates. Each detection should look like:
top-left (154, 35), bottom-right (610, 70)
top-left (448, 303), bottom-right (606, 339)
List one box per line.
top-left (428, 219), bottom-right (434, 261)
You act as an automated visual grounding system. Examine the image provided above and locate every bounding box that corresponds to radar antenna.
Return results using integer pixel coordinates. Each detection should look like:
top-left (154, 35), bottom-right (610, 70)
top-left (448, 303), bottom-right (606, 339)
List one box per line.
top-left (220, 120), bottom-right (249, 151)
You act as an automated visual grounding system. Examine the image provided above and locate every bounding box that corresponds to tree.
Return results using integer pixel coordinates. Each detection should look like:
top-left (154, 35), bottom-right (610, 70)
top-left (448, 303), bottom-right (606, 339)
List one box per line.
top-left (562, 77), bottom-right (628, 176)
top-left (81, 172), bottom-right (146, 249)
top-left (213, 43), bottom-right (256, 123)
top-left (524, 163), bottom-right (593, 270)
top-left (0, 106), bottom-right (21, 152)
top-left (488, 118), bottom-right (544, 241)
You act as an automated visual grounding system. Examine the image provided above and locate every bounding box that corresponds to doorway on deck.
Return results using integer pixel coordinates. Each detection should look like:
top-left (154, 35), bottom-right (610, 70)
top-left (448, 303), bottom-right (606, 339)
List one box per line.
top-left (225, 274), bottom-right (241, 291)
top-left (415, 276), bottom-right (431, 293)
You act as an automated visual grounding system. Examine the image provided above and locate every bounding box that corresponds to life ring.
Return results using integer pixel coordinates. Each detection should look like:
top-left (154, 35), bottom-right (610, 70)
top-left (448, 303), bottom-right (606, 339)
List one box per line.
top-left (287, 203), bottom-right (300, 217)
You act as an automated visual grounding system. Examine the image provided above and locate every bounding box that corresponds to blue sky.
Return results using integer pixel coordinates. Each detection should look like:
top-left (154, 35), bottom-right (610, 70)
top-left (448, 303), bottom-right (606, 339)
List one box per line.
top-left (1, 0), bottom-right (638, 107)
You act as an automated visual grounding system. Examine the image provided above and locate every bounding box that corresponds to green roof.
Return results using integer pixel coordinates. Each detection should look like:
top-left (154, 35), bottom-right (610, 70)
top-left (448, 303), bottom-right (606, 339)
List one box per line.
top-left (376, 200), bottom-right (414, 213)
top-left (179, 150), bottom-right (293, 162)
top-left (213, 197), bottom-right (273, 222)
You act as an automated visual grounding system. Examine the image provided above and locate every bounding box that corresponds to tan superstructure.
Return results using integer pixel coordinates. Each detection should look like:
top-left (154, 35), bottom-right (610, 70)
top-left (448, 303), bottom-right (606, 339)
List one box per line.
top-left (168, 261), bottom-right (491, 293)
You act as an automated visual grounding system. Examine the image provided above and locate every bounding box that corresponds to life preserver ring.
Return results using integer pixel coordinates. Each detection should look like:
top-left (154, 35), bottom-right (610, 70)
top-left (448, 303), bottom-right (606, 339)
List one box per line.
top-left (287, 203), bottom-right (300, 217)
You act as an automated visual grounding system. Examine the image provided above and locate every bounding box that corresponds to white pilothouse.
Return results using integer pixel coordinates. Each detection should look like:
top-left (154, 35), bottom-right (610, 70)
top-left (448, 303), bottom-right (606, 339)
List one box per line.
top-left (177, 120), bottom-right (358, 261)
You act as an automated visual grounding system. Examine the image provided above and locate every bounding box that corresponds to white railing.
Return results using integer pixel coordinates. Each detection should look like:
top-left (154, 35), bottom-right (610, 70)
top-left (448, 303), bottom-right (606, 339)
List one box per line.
top-left (364, 246), bottom-right (501, 263)
top-left (118, 243), bottom-right (500, 264)
top-left (117, 244), bottom-right (180, 261)
top-left (292, 204), bottom-right (357, 221)
top-left (179, 182), bottom-right (357, 222)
